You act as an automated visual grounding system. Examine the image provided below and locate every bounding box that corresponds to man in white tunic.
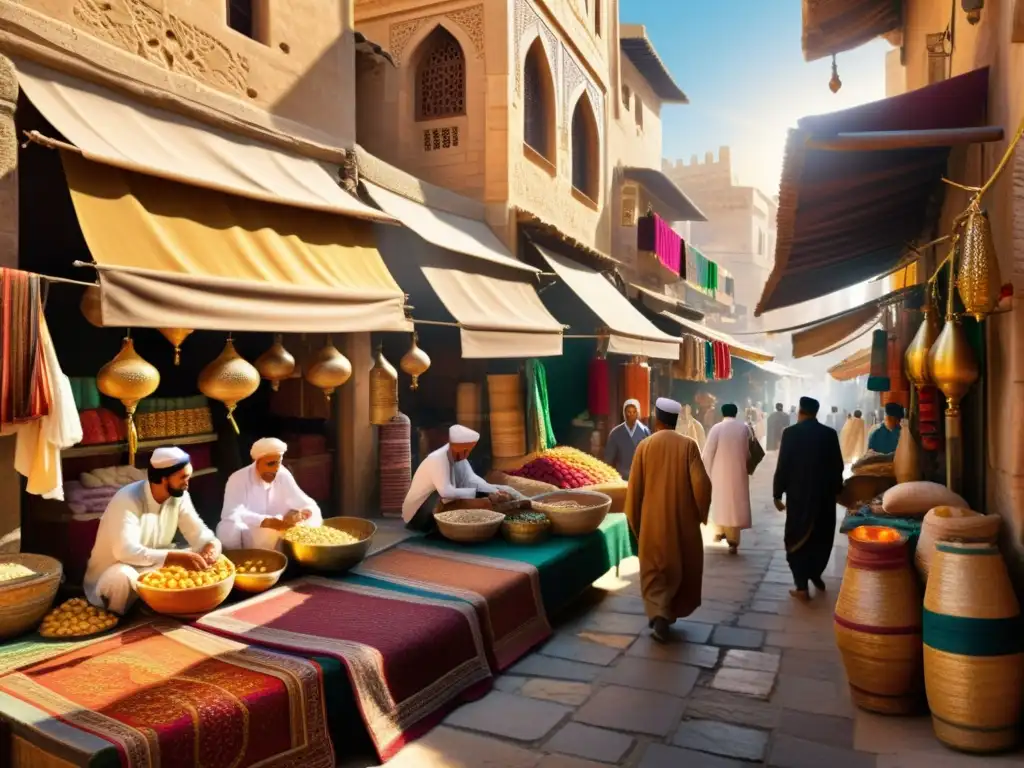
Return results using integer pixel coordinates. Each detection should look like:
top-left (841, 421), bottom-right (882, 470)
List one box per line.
top-left (216, 437), bottom-right (322, 551)
top-left (84, 447), bottom-right (221, 614)
top-left (403, 424), bottom-right (521, 533)
top-left (702, 403), bottom-right (753, 554)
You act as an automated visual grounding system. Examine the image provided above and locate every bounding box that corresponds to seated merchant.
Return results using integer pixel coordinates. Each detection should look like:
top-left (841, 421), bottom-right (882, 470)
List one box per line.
top-left (217, 437), bottom-right (322, 551)
top-left (83, 447), bottom-right (221, 615)
top-left (402, 424), bottom-right (522, 533)
top-left (867, 402), bottom-right (903, 455)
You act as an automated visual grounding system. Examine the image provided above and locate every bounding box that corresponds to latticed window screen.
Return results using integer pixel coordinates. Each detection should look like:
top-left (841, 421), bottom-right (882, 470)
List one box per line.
top-left (523, 46), bottom-right (551, 159)
top-left (416, 29), bottom-right (466, 121)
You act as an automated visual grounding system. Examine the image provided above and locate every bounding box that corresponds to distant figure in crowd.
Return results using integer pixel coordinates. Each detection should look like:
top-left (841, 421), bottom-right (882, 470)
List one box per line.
top-left (840, 410), bottom-right (867, 465)
top-left (789, 405), bottom-right (797, 418)
top-left (701, 401), bottom-right (722, 432)
top-left (703, 403), bottom-right (753, 554)
top-left (604, 398), bottom-right (650, 480)
top-left (773, 397), bottom-right (844, 601)
top-left (403, 425), bottom-right (522, 533)
top-left (766, 402), bottom-right (790, 451)
top-left (625, 397), bottom-right (712, 643)
top-left (826, 406), bottom-right (841, 431)
top-left (676, 404), bottom-right (707, 451)
top-left (867, 402), bottom-right (903, 455)
top-left (217, 438), bottom-right (321, 551)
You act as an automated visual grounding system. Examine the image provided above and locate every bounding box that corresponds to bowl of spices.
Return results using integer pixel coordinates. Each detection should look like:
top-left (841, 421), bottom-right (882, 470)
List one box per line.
top-left (434, 509), bottom-right (505, 543)
top-left (501, 511), bottom-right (552, 545)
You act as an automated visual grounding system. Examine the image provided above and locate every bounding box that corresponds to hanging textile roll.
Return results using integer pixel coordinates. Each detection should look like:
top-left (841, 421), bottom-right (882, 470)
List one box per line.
top-left (621, 359), bottom-right (651, 420)
top-left (867, 329), bottom-right (890, 392)
top-left (587, 357), bottom-right (610, 417)
top-left (378, 412), bottom-right (411, 517)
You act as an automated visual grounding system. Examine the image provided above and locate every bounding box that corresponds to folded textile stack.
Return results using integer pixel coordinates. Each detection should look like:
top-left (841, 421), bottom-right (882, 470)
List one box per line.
top-left (135, 395), bottom-right (213, 439)
top-left (78, 408), bottom-right (126, 445)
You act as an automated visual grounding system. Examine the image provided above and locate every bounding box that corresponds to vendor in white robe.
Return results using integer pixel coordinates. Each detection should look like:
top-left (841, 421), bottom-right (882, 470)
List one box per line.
top-left (702, 404), bottom-right (754, 553)
top-left (84, 447), bottom-right (221, 615)
top-left (402, 424), bottom-right (522, 533)
top-left (217, 438), bottom-right (322, 551)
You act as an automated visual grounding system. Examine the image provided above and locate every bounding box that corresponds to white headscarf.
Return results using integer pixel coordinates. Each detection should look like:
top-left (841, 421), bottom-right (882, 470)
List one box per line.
top-left (250, 437), bottom-right (288, 461)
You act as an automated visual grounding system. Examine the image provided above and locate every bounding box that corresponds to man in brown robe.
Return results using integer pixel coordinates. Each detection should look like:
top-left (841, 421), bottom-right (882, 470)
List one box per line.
top-left (625, 397), bottom-right (713, 643)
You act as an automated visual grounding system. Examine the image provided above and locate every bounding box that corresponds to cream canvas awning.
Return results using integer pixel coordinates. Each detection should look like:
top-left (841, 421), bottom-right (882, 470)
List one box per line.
top-left (16, 59), bottom-right (389, 221)
top-left (660, 311), bottom-right (774, 362)
top-left (65, 154), bottom-right (410, 333)
top-left (535, 245), bottom-right (680, 360)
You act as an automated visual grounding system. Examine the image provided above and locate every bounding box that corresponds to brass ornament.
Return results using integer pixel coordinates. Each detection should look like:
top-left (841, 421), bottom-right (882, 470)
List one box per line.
top-left (957, 205), bottom-right (1002, 320)
top-left (198, 338), bottom-right (260, 433)
top-left (904, 297), bottom-right (941, 389)
top-left (96, 336), bottom-right (160, 464)
top-left (159, 328), bottom-right (193, 366)
top-left (80, 285), bottom-right (103, 327)
top-left (399, 333), bottom-right (431, 390)
top-left (255, 334), bottom-right (296, 391)
top-left (927, 318), bottom-right (979, 413)
top-left (304, 336), bottom-right (352, 402)
top-left (370, 345), bottom-right (399, 425)
top-left (829, 54), bottom-right (842, 93)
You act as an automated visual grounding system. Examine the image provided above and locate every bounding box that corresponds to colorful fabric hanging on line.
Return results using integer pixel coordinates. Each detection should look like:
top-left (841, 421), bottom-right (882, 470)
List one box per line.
top-left (526, 359), bottom-right (556, 452)
top-left (1, 269), bottom-right (50, 425)
top-left (636, 213), bottom-right (681, 276)
top-left (673, 335), bottom-right (707, 382)
top-left (686, 245), bottom-right (719, 295)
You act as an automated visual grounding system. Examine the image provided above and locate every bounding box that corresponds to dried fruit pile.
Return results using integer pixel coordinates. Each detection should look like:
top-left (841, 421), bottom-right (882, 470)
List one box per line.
top-left (40, 598), bottom-right (118, 638)
top-left (283, 526), bottom-right (360, 546)
top-left (508, 447), bottom-right (620, 489)
top-left (139, 556), bottom-right (234, 590)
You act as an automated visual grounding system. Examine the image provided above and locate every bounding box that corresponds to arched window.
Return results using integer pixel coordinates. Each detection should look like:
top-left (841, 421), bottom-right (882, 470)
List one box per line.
top-left (571, 94), bottom-right (599, 201)
top-left (523, 39), bottom-right (555, 163)
top-left (415, 27), bottom-right (466, 121)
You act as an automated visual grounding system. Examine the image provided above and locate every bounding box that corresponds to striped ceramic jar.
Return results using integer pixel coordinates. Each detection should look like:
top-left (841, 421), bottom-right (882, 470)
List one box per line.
top-left (924, 541), bottom-right (1024, 753)
top-left (834, 526), bottom-right (924, 714)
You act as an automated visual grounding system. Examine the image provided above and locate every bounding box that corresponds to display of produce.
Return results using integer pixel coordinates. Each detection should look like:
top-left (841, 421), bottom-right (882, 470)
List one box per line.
top-left (435, 510), bottom-right (505, 525)
top-left (0, 563), bottom-right (35, 582)
top-left (236, 558), bottom-right (271, 574)
top-left (39, 598), bottom-right (118, 638)
top-left (508, 447), bottom-right (621, 489)
top-left (138, 556), bottom-right (235, 590)
top-left (283, 525), bottom-right (361, 546)
top-left (505, 512), bottom-right (549, 525)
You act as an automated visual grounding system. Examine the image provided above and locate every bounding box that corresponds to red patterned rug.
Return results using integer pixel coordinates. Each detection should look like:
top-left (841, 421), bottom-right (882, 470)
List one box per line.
top-left (0, 621), bottom-right (333, 768)
top-left (194, 577), bottom-right (492, 761)
top-left (353, 543), bottom-right (551, 670)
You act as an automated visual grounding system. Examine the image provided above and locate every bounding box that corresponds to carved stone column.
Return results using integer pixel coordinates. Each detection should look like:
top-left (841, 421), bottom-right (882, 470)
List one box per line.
top-left (0, 54), bottom-right (18, 545)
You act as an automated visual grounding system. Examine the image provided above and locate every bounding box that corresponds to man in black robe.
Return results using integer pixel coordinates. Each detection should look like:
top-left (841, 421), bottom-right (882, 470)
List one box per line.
top-left (772, 396), bottom-right (844, 601)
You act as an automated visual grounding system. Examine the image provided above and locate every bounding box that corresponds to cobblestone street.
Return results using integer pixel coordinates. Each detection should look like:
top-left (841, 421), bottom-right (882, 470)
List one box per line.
top-left (371, 451), bottom-right (1023, 768)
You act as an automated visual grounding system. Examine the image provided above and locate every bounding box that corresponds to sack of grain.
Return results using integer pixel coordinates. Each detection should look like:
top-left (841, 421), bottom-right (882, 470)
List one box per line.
top-left (882, 481), bottom-right (968, 517)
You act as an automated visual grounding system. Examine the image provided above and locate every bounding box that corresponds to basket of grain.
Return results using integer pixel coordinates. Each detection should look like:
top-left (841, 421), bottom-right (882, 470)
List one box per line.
top-left (0, 554), bottom-right (62, 641)
top-left (502, 512), bottom-right (552, 545)
top-left (531, 490), bottom-right (612, 536)
top-left (434, 509), bottom-right (505, 543)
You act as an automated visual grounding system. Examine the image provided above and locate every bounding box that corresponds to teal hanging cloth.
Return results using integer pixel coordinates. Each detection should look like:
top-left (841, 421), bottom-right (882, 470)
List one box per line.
top-left (530, 359), bottom-right (556, 450)
top-left (867, 329), bottom-right (890, 392)
top-left (704, 341), bottom-right (716, 380)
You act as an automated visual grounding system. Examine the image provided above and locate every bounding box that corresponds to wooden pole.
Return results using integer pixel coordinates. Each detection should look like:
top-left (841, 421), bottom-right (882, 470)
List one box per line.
top-left (806, 127), bottom-right (1005, 152)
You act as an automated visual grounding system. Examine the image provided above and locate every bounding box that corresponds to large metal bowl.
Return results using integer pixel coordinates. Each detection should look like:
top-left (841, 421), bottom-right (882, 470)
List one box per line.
top-left (223, 548), bottom-right (288, 593)
top-left (281, 517), bottom-right (377, 573)
top-left (136, 572), bottom-right (235, 617)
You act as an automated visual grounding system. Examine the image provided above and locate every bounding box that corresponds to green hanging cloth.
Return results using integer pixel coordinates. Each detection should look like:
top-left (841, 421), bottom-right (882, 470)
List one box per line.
top-left (531, 359), bottom-right (556, 450)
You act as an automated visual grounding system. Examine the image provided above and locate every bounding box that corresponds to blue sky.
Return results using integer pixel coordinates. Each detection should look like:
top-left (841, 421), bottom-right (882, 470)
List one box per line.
top-left (620, 0), bottom-right (890, 196)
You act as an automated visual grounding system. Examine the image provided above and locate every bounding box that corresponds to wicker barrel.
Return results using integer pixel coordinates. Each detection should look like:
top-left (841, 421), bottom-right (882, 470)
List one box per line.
top-left (488, 374), bottom-right (526, 458)
top-left (834, 526), bottom-right (923, 714)
top-left (456, 382), bottom-right (482, 432)
top-left (370, 351), bottom-right (399, 426)
top-left (915, 507), bottom-right (1001, 581)
top-left (378, 413), bottom-right (411, 518)
top-left (924, 542), bottom-right (1024, 753)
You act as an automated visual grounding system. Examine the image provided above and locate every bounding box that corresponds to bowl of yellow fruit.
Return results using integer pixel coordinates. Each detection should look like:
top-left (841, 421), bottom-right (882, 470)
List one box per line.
top-left (223, 549), bottom-right (288, 593)
top-left (135, 555), bottom-right (235, 617)
top-left (39, 597), bottom-right (119, 639)
top-left (281, 517), bottom-right (376, 573)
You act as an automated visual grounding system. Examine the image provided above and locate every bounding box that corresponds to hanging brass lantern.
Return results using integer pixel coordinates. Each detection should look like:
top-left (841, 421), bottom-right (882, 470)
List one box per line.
top-left (198, 337), bottom-right (260, 433)
top-left (96, 336), bottom-right (160, 464)
top-left (399, 332), bottom-right (431, 390)
top-left (829, 54), bottom-right (842, 93)
top-left (928, 317), bottom-right (979, 410)
top-left (159, 328), bottom-right (193, 366)
top-left (80, 285), bottom-right (103, 328)
top-left (304, 336), bottom-right (352, 402)
top-left (904, 295), bottom-right (941, 389)
top-left (370, 345), bottom-right (399, 425)
top-left (957, 205), bottom-right (1002, 320)
top-left (255, 334), bottom-right (296, 391)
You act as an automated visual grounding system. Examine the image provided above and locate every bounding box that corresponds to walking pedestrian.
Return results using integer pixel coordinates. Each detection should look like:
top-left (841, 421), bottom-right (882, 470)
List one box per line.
top-left (624, 397), bottom-right (712, 643)
top-left (604, 398), bottom-right (650, 480)
top-left (839, 409), bottom-right (867, 464)
top-left (766, 402), bottom-right (789, 451)
top-left (772, 396), bottom-right (844, 601)
top-left (702, 403), bottom-right (753, 554)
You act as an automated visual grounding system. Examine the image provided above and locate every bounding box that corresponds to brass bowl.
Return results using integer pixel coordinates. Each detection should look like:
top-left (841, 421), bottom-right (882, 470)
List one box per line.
top-left (136, 572), bottom-right (235, 617)
top-left (223, 548), bottom-right (288, 594)
top-left (281, 517), bottom-right (376, 573)
top-left (501, 518), bottom-right (551, 545)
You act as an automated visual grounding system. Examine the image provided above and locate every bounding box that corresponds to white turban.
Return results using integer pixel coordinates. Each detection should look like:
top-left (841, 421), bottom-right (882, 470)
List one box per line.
top-left (150, 446), bottom-right (190, 469)
top-left (655, 397), bottom-right (682, 416)
top-left (251, 437), bottom-right (288, 461)
top-left (622, 399), bottom-right (641, 418)
top-left (449, 424), bottom-right (480, 444)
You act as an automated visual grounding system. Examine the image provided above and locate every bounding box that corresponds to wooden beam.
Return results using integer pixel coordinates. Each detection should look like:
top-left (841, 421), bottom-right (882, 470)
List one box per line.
top-left (1015, 0), bottom-right (1024, 43)
top-left (807, 126), bottom-right (1005, 151)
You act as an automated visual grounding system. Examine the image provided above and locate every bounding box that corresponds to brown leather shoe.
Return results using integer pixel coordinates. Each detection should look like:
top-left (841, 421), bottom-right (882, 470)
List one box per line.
top-left (651, 617), bottom-right (671, 643)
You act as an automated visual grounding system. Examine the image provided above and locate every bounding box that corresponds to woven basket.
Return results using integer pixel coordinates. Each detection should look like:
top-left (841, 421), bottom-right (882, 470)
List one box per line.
top-left (531, 490), bottom-right (611, 536)
top-left (580, 481), bottom-right (627, 512)
top-left (924, 541), bottom-right (1024, 753)
top-left (434, 508), bottom-right (505, 543)
top-left (488, 374), bottom-right (526, 458)
top-left (456, 382), bottom-right (482, 433)
top-left (0, 554), bottom-right (62, 641)
top-left (834, 526), bottom-right (924, 715)
top-left (916, 507), bottom-right (1001, 582)
top-left (379, 413), bottom-right (412, 518)
top-left (502, 518), bottom-right (551, 545)
top-left (486, 470), bottom-right (557, 498)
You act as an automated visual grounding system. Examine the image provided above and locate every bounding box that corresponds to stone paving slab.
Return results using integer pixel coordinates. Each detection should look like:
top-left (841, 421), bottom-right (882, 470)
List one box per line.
top-left (722, 648), bottom-right (781, 673)
top-left (443, 690), bottom-right (571, 742)
top-left (573, 685), bottom-right (686, 737)
top-left (673, 620), bottom-right (715, 644)
top-left (638, 743), bottom-right (753, 767)
top-left (381, 726), bottom-right (542, 768)
top-left (577, 611), bottom-right (650, 636)
top-left (711, 625), bottom-right (766, 649)
top-left (576, 631), bottom-right (635, 650)
top-left (736, 611), bottom-right (789, 631)
top-left (768, 734), bottom-right (877, 768)
top-left (544, 722), bottom-right (634, 763)
top-left (510, 654), bottom-right (604, 682)
top-left (772, 674), bottom-right (855, 718)
top-left (685, 687), bottom-right (781, 729)
top-left (626, 636), bottom-right (721, 668)
top-left (537, 756), bottom-right (609, 768)
top-left (710, 666), bottom-right (777, 698)
top-left (672, 718), bottom-right (770, 761)
top-left (599, 656), bottom-right (700, 697)
top-left (540, 635), bottom-right (622, 666)
top-left (520, 679), bottom-right (594, 707)
top-left (779, 708), bottom-right (855, 748)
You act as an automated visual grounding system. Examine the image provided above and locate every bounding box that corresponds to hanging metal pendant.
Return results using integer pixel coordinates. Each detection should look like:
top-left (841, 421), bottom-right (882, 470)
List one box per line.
top-left (957, 205), bottom-right (1002, 321)
top-left (255, 334), bottom-right (296, 391)
top-left (905, 297), bottom-right (941, 389)
top-left (304, 336), bottom-right (352, 402)
top-left (370, 345), bottom-right (399, 424)
top-left (399, 333), bottom-right (431, 390)
top-left (927, 318), bottom-right (979, 412)
top-left (198, 338), bottom-right (260, 433)
top-left (96, 337), bottom-right (160, 464)
top-left (159, 328), bottom-right (193, 366)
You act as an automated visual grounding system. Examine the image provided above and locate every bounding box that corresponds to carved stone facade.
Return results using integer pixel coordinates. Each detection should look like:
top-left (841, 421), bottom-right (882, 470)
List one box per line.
top-left (389, 3), bottom-right (484, 65)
